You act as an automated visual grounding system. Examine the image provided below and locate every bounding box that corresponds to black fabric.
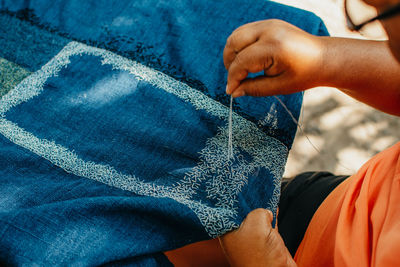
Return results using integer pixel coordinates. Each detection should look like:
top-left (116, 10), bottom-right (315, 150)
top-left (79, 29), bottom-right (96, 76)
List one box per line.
top-left (278, 172), bottom-right (349, 256)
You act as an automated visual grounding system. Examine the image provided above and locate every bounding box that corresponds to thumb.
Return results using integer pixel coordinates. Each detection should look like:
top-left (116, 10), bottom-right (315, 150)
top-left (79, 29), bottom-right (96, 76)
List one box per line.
top-left (219, 209), bottom-right (297, 267)
top-left (233, 208), bottom-right (274, 238)
top-left (220, 209), bottom-right (272, 244)
top-left (242, 208), bottom-right (273, 228)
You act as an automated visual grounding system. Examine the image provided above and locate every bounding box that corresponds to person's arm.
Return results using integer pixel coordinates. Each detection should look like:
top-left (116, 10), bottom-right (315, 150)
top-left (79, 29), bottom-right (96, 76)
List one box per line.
top-left (219, 209), bottom-right (296, 267)
top-left (318, 37), bottom-right (400, 115)
top-left (224, 19), bottom-right (400, 116)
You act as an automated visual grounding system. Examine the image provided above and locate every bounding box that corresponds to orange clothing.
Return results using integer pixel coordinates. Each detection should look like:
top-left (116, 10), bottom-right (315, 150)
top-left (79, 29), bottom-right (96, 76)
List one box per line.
top-left (295, 142), bottom-right (400, 266)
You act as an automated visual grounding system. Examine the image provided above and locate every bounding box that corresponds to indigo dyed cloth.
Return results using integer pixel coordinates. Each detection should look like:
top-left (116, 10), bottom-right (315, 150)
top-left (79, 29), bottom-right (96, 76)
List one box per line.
top-left (0, 0), bottom-right (328, 266)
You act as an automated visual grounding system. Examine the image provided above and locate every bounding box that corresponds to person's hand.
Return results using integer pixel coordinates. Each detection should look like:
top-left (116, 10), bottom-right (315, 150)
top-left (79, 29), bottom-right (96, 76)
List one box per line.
top-left (224, 19), bottom-right (324, 98)
top-left (219, 209), bottom-right (296, 267)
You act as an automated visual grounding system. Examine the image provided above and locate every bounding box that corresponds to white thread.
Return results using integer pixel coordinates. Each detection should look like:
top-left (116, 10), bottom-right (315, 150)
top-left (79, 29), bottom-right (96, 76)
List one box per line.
top-left (227, 95), bottom-right (233, 160)
top-left (273, 95), bottom-right (320, 153)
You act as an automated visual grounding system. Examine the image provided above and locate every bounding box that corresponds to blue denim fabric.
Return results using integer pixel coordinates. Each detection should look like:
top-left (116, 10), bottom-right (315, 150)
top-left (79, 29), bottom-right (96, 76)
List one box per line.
top-left (0, 1), bottom-right (328, 266)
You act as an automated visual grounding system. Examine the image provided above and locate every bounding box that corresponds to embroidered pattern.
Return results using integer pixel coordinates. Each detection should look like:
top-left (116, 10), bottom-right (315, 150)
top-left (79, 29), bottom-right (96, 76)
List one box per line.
top-left (258, 102), bottom-right (278, 129)
top-left (0, 41), bottom-right (287, 237)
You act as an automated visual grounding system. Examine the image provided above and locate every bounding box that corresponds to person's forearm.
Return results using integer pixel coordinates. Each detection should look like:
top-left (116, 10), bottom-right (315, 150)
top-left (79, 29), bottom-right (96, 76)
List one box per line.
top-left (318, 37), bottom-right (400, 115)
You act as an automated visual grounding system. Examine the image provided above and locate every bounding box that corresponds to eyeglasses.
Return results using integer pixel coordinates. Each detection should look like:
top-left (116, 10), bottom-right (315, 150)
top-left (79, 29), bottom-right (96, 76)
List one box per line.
top-left (345, 0), bottom-right (400, 32)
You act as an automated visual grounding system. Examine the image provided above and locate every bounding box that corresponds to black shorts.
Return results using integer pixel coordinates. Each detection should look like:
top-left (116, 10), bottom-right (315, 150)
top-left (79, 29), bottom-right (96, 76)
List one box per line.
top-left (278, 172), bottom-right (349, 256)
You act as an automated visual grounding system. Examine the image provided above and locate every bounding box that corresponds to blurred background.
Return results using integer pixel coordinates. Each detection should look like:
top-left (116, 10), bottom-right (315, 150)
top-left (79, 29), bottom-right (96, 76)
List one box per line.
top-left (271, 0), bottom-right (400, 177)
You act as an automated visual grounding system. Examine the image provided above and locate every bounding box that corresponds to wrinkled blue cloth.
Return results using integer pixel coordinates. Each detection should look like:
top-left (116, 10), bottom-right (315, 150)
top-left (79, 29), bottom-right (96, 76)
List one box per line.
top-left (0, 0), bottom-right (328, 266)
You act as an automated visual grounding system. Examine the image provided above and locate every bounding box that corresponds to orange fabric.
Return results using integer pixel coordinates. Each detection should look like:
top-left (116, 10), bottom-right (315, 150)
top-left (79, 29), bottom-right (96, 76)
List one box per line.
top-left (295, 142), bottom-right (400, 267)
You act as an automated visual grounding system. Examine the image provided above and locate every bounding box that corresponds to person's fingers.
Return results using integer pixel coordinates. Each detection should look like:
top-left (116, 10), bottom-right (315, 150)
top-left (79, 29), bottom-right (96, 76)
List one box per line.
top-left (232, 74), bottom-right (292, 97)
top-left (223, 26), bottom-right (260, 70)
top-left (243, 208), bottom-right (273, 229)
top-left (232, 209), bottom-right (273, 239)
top-left (226, 44), bottom-right (274, 94)
top-left (219, 208), bottom-right (298, 267)
top-left (219, 208), bottom-right (273, 246)
top-left (231, 89), bottom-right (245, 98)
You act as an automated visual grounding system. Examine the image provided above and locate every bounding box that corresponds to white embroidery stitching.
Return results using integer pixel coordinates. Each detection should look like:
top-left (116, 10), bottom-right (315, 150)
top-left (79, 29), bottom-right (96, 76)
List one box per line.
top-left (0, 42), bottom-right (287, 237)
top-left (258, 102), bottom-right (278, 129)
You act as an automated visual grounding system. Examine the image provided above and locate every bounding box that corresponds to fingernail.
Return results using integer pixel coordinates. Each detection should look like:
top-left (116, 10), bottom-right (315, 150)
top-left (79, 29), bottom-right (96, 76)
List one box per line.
top-left (232, 90), bottom-right (244, 98)
top-left (226, 85), bottom-right (230, 94)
